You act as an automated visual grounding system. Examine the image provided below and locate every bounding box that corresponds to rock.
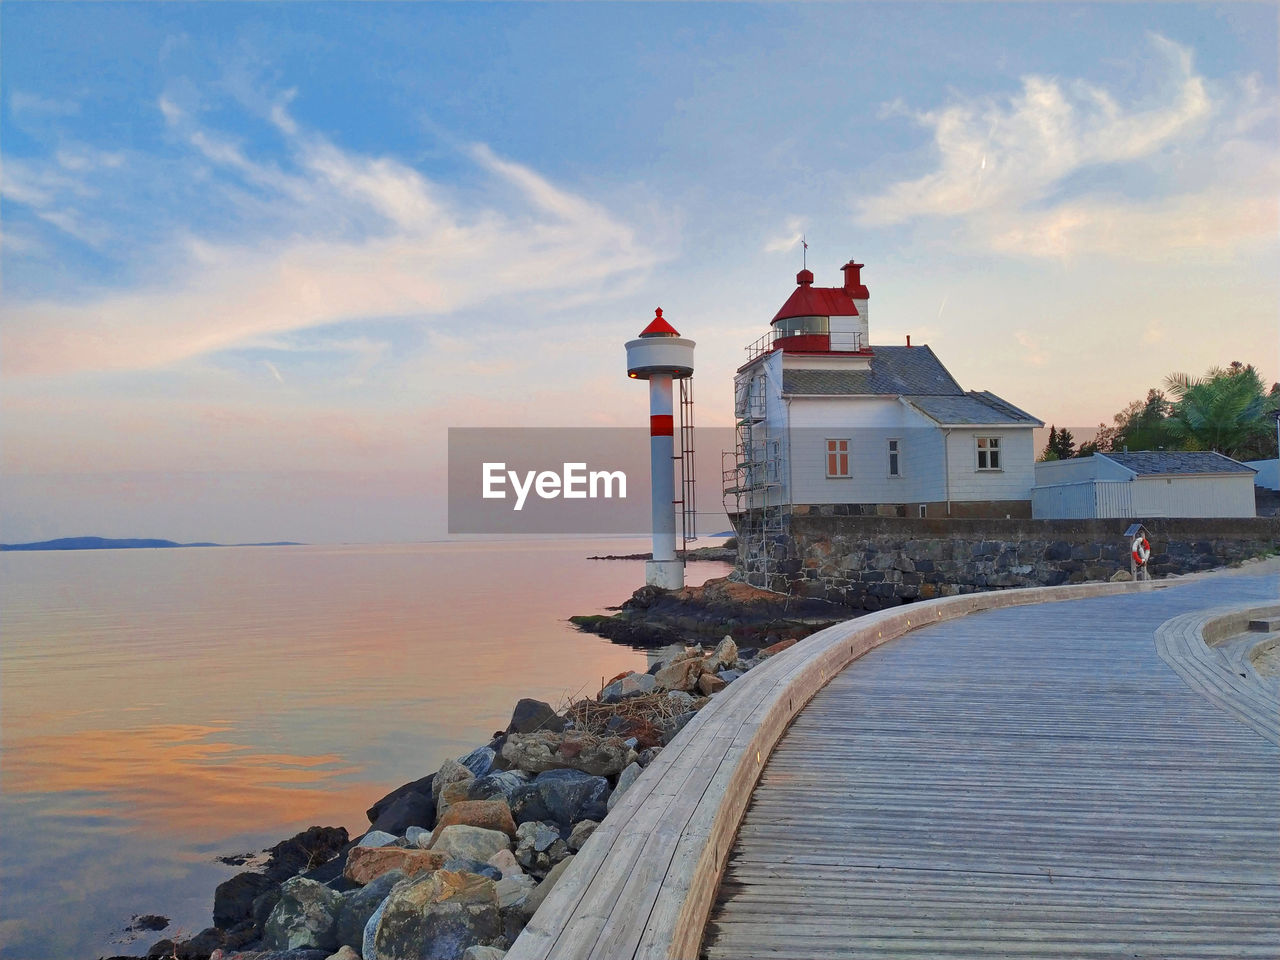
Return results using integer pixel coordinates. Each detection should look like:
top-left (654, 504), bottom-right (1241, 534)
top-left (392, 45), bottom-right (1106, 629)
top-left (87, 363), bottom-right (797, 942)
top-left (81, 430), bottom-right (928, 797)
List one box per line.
top-left (366, 774), bottom-right (433, 824)
top-left (506, 698), bottom-right (566, 735)
top-left (357, 830), bottom-right (399, 848)
top-left (717, 669), bottom-right (743, 683)
top-left (369, 870), bottom-right (501, 960)
top-left (128, 914), bottom-right (170, 932)
top-left (214, 871), bottom-right (277, 929)
top-left (265, 826), bottom-right (351, 882)
top-left (344, 846), bottom-right (448, 886)
top-left (510, 769), bottom-right (611, 831)
top-left (665, 690), bottom-right (695, 710)
top-left (501, 730), bottom-right (633, 778)
top-left (519, 855), bottom-right (575, 921)
top-left (462, 947), bottom-right (507, 960)
top-left (430, 799), bottom-right (517, 842)
top-left (761, 638), bottom-right (798, 657)
top-left (262, 877), bottom-right (341, 952)
top-left (653, 656), bottom-right (705, 692)
top-left (566, 820), bottom-right (598, 852)
top-left (441, 856), bottom-right (503, 881)
top-left (494, 873), bottom-right (538, 910)
top-left (608, 716), bottom-right (664, 750)
top-left (430, 825), bottom-right (512, 862)
top-left (636, 746), bottom-right (662, 767)
top-left (1110, 569), bottom-right (1133, 582)
top-left (606, 762), bottom-right (642, 812)
top-left (327, 947), bottom-right (361, 960)
top-left (697, 673), bottom-right (727, 696)
top-left (599, 671), bottom-right (658, 703)
top-left (458, 745), bottom-right (497, 778)
top-left (706, 635), bottom-right (738, 672)
top-left (333, 869), bottom-right (405, 950)
top-left (149, 927), bottom-right (229, 959)
top-left (363, 896), bottom-right (390, 960)
top-left (487, 848), bottom-right (523, 878)
top-left (437, 777), bottom-right (475, 818)
top-left (370, 790), bottom-right (435, 836)
top-left (433, 759), bottom-right (476, 801)
top-left (405, 825), bottom-right (431, 847)
top-left (515, 820), bottom-right (560, 852)
top-left (468, 769), bottom-right (531, 805)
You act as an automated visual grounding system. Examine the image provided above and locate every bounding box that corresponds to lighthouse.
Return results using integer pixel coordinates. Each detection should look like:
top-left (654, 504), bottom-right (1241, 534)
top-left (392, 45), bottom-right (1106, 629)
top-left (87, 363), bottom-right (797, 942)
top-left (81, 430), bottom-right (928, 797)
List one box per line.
top-left (626, 308), bottom-right (695, 589)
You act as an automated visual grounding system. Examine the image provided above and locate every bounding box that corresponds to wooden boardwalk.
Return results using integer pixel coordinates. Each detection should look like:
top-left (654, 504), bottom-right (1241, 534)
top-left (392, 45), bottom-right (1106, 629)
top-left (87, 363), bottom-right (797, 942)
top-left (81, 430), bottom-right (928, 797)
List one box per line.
top-left (704, 571), bottom-right (1280, 959)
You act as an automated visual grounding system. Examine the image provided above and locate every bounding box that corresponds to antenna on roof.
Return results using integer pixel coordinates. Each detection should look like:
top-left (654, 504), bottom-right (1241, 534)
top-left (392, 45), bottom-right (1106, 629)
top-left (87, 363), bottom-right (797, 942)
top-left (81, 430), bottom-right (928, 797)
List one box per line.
top-left (801, 234), bottom-right (808, 269)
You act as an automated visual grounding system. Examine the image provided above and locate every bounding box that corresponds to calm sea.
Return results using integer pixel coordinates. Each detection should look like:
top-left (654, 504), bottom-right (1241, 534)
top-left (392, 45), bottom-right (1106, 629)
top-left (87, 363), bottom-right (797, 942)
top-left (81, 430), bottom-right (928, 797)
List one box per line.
top-left (0, 541), bottom-right (732, 960)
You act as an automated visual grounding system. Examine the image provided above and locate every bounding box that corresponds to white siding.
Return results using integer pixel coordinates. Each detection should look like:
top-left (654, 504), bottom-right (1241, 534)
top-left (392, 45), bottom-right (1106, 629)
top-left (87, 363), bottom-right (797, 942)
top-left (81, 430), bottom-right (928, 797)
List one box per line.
top-left (1131, 475), bottom-right (1256, 518)
top-left (829, 315), bottom-right (867, 351)
top-left (1032, 480), bottom-right (1134, 519)
top-left (945, 428), bottom-right (1037, 503)
top-left (1033, 455), bottom-right (1132, 486)
top-left (787, 398), bottom-right (943, 504)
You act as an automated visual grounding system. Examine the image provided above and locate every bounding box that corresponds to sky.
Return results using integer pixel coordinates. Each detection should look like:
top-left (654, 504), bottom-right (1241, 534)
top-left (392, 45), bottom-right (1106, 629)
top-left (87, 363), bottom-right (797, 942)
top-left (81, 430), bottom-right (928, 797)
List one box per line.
top-left (2, 1), bottom-right (1277, 544)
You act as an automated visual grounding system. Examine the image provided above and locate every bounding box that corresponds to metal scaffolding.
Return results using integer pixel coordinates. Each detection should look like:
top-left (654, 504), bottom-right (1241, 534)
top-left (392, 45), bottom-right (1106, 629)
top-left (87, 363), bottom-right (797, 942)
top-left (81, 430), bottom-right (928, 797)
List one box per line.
top-left (722, 371), bottom-right (788, 589)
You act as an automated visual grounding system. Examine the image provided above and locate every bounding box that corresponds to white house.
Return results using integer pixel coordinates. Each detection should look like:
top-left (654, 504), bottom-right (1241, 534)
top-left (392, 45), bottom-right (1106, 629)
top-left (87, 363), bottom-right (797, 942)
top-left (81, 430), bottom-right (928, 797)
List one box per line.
top-left (725, 261), bottom-right (1042, 531)
top-left (1032, 451), bottom-right (1258, 519)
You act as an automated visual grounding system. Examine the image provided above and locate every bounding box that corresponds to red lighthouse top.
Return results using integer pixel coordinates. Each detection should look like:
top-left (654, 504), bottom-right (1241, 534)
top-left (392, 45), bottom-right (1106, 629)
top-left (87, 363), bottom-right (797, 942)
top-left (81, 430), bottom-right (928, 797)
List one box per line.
top-left (639, 307), bottom-right (681, 338)
top-left (771, 265), bottom-right (866, 325)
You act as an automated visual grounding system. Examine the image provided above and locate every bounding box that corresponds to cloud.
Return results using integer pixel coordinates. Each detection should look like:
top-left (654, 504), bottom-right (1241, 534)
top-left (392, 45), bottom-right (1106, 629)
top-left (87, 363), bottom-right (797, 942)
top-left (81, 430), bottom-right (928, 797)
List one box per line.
top-left (9, 91), bottom-right (80, 117)
top-left (3, 99), bottom-right (661, 378)
top-left (1013, 331), bottom-right (1047, 367)
top-left (857, 34), bottom-right (1277, 260)
top-left (763, 216), bottom-right (806, 254)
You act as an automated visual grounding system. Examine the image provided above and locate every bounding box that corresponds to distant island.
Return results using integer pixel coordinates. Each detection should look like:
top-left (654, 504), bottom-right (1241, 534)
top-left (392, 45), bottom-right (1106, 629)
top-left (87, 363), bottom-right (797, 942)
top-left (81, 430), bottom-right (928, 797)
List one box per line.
top-left (0, 536), bottom-right (304, 552)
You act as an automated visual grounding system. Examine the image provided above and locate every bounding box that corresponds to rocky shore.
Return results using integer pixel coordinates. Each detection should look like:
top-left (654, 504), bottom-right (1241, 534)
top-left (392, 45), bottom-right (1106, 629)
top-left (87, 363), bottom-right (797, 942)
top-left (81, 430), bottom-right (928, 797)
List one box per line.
top-left (569, 575), bottom-right (863, 647)
top-left (110, 636), bottom-right (788, 960)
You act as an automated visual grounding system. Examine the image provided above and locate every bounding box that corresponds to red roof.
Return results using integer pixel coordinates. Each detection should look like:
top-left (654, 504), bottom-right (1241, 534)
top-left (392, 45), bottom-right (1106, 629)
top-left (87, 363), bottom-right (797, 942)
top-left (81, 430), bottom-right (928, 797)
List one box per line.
top-left (639, 307), bottom-right (681, 338)
top-left (771, 270), bottom-right (860, 324)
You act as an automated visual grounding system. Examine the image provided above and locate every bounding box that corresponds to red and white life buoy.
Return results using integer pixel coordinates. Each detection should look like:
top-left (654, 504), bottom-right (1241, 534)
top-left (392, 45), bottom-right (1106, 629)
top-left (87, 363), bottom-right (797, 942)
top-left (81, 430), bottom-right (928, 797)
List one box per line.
top-left (1132, 536), bottom-right (1151, 566)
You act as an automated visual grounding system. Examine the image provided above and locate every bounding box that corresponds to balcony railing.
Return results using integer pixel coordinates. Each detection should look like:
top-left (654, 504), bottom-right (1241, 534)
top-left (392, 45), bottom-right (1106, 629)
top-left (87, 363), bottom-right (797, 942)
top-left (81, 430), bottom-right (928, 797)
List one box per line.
top-left (744, 329), bottom-right (863, 363)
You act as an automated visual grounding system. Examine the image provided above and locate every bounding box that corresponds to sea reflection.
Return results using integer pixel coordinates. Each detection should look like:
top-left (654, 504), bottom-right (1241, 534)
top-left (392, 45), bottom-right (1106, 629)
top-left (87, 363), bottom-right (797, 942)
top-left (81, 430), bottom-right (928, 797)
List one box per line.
top-left (0, 541), bottom-right (731, 959)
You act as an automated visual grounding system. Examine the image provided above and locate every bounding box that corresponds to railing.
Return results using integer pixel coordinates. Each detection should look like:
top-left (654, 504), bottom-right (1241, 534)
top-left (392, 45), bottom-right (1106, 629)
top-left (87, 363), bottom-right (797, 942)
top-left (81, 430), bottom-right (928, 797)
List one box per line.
top-left (743, 329), bottom-right (863, 363)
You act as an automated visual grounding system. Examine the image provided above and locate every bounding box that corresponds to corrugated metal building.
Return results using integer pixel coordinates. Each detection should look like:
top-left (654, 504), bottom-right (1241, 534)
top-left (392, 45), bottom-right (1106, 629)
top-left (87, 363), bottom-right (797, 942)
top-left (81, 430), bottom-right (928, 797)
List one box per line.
top-left (1032, 452), bottom-right (1257, 519)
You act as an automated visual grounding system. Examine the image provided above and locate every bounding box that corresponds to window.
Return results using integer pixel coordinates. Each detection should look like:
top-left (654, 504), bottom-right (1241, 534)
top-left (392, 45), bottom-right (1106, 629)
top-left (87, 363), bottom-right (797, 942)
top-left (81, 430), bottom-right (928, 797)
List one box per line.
top-left (826, 439), bottom-right (850, 478)
top-left (887, 438), bottom-right (901, 477)
top-left (976, 436), bottom-right (1002, 470)
top-left (918, 504), bottom-right (928, 518)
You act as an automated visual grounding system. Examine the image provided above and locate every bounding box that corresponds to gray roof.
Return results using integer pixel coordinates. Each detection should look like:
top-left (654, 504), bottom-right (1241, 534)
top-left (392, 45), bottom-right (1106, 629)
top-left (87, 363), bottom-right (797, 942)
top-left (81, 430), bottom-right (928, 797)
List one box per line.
top-left (780, 345), bottom-right (1040, 426)
top-left (1101, 451), bottom-right (1256, 476)
top-left (781, 345), bottom-right (964, 397)
top-left (905, 392), bottom-right (1042, 426)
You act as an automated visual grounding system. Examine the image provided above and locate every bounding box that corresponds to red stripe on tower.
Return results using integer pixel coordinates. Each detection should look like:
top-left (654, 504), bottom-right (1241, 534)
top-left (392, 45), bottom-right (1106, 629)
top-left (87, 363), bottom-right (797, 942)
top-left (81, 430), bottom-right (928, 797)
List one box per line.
top-left (650, 414), bottom-right (674, 436)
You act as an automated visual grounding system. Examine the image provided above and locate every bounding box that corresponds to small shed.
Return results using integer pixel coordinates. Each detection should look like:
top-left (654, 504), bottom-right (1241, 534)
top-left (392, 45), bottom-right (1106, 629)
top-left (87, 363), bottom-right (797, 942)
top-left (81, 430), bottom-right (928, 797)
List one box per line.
top-left (1032, 451), bottom-right (1257, 519)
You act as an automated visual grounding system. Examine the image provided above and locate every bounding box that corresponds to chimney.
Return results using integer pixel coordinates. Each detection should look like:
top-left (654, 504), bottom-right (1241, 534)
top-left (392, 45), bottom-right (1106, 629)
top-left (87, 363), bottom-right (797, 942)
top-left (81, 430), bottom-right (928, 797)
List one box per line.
top-left (842, 260), bottom-right (865, 295)
top-left (906, 334), bottom-right (912, 347)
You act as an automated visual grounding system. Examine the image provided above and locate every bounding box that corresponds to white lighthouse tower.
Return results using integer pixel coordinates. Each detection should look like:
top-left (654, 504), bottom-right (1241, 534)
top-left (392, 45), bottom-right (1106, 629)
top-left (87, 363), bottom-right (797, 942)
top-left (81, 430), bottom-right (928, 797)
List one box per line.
top-left (626, 308), bottom-right (695, 589)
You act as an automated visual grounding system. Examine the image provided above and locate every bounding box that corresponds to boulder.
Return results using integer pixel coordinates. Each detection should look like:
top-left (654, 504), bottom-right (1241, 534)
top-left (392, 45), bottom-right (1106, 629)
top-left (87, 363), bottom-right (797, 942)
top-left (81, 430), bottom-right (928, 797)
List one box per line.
top-left (440, 857), bottom-right (503, 881)
top-left (1110, 569), bottom-right (1133, 582)
top-left (501, 730), bottom-right (633, 778)
top-left (518, 855), bottom-right (575, 921)
top-left (437, 778), bottom-right (475, 818)
top-left (370, 791), bottom-right (434, 836)
top-left (262, 877), bottom-right (341, 952)
top-left (487, 848), bottom-right (522, 878)
top-left (653, 656), bottom-right (705, 692)
top-left (265, 826), bottom-right (350, 882)
top-left (665, 690), bottom-right (695, 710)
top-left (328, 947), bottom-right (361, 960)
top-left (344, 846), bottom-right (448, 886)
top-left (333, 869), bottom-right (406, 950)
top-left (494, 873), bottom-right (538, 910)
top-left (213, 871), bottom-right (277, 928)
top-left (599, 671), bottom-right (657, 704)
top-left (430, 825), bottom-right (512, 863)
top-left (717, 669), bottom-right (743, 684)
top-left (458, 745), bottom-right (497, 778)
top-left (363, 896), bottom-right (390, 960)
top-left (566, 820), bottom-right (598, 852)
top-left (510, 769), bottom-right (611, 831)
top-left (706, 635), bottom-right (739, 672)
top-left (697, 673), bottom-right (727, 696)
top-left (405, 825), bottom-right (431, 847)
top-left (357, 830), bottom-right (399, 848)
top-left (467, 769), bottom-right (531, 805)
top-left (432, 759), bottom-right (475, 801)
top-left (463, 947), bottom-right (508, 960)
top-left (661, 711), bottom-right (698, 745)
top-left (430, 799), bottom-right (517, 842)
top-left (636, 746), bottom-right (662, 767)
top-left (369, 870), bottom-right (501, 960)
top-left (761, 637), bottom-right (798, 657)
top-left (506, 698), bottom-right (566, 735)
top-left (367, 774), bottom-right (433, 824)
top-left (606, 762), bottom-right (642, 812)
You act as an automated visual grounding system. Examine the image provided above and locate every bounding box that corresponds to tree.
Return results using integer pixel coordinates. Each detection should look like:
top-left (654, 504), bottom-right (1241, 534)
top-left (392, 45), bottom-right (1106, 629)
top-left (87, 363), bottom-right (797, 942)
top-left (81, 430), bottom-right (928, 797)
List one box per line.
top-left (1163, 362), bottom-right (1279, 460)
top-left (1039, 426), bottom-right (1060, 462)
top-left (1052, 427), bottom-right (1076, 460)
top-left (1082, 389), bottom-right (1174, 455)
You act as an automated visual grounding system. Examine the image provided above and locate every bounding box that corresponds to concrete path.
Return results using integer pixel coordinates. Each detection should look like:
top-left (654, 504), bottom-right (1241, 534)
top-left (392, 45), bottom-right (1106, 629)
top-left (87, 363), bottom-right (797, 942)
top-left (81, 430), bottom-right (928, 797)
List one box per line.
top-left (704, 564), bottom-right (1280, 959)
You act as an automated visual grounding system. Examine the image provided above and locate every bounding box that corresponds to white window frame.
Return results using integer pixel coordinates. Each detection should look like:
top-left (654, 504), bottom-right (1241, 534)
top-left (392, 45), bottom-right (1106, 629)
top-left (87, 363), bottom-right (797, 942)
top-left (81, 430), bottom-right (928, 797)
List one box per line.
top-left (887, 438), bottom-right (902, 478)
top-left (975, 436), bottom-right (1002, 471)
top-left (825, 438), bottom-right (851, 478)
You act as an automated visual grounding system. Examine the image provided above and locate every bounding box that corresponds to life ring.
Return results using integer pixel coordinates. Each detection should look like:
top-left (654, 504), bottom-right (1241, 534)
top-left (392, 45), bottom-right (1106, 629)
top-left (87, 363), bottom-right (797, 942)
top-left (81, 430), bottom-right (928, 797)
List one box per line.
top-left (1132, 536), bottom-right (1151, 566)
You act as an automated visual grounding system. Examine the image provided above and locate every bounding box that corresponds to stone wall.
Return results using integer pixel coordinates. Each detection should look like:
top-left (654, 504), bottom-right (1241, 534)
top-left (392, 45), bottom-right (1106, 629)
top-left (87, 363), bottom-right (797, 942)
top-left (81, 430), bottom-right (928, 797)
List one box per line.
top-left (732, 513), bottom-right (1280, 608)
